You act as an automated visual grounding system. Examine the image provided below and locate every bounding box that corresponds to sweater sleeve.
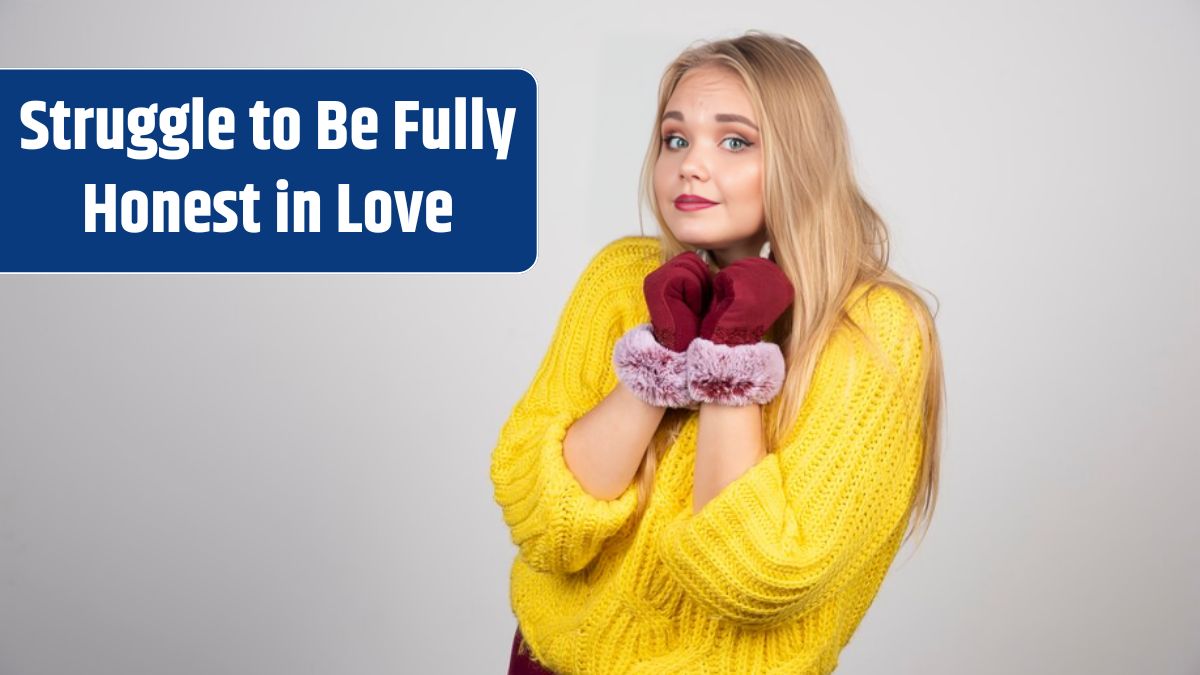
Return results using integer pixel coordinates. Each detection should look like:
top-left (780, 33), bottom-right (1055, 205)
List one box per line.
top-left (655, 286), bottom-right (929, 627)
top-left (490, 239), bottom-right (649, 575)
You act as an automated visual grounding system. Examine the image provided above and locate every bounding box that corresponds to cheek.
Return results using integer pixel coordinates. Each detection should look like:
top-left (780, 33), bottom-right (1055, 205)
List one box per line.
top-left (723, 163), bottom-right (763, 213)
top-left (717, 176), bottom-right (759, 232)
top-left (738, 163), bottom-right (763, 201)
top-left (653, 159), bottom-right (674, 204)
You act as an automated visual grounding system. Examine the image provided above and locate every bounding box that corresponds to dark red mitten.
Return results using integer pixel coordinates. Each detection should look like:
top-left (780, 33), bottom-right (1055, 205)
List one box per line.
top-left (689, 255), bottom-right (794, 406)
top-left (613, 251), bottom-right (712, 409)
top-left (644, 251), bottom-right (713, 352)
top-left (699, 256), bottom-right (794, 346)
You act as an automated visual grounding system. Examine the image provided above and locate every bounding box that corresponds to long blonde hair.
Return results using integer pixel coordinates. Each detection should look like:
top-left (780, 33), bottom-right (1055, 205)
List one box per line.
top-left (634, 31), bottom-right (946, 552)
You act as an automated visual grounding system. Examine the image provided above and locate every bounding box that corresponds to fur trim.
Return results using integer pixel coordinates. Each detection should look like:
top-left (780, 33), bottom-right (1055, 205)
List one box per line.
top-left (685, 337), bottom-right (786, 406)
top-left (612, 323), bottom-right (693, 409)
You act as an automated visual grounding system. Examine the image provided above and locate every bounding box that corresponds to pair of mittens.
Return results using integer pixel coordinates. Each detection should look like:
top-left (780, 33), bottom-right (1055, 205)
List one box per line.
top-left (613, 246), bottom-right (794, 408)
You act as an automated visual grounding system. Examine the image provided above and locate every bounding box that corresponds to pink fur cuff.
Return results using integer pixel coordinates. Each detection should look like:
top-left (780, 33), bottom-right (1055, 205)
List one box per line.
top-left (685, 337), bottom-right (786, 406)
top-left (612, 323), bottom-right (693, 409)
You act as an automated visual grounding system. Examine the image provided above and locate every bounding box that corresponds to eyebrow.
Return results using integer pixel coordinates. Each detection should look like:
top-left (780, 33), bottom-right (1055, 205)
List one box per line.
top-left (662, 110), bottom-right (759, 132)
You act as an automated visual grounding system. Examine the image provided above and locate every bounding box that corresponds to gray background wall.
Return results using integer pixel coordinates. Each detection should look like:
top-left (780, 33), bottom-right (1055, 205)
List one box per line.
top-left (1, 1), bottom-right (1197, 673)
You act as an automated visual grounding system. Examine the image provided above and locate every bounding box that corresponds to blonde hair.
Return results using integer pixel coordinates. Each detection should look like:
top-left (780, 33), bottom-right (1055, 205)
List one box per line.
top-left (634, 30), bottom-right (946, 552)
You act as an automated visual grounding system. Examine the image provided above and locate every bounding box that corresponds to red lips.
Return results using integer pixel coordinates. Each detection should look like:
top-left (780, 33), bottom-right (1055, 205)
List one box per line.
top-left (675, 194), bottom-right (717, 207)
top-left (675, 194), bottom-right (718, 212)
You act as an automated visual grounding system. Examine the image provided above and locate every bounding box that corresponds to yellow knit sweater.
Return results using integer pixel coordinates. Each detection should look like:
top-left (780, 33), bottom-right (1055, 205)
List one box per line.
top-left (490, 236), bottom-right (927, 674)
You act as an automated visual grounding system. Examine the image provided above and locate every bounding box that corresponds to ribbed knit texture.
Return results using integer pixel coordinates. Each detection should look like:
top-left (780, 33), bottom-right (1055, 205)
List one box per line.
top-left (490, 236), bottom-right (927, 675)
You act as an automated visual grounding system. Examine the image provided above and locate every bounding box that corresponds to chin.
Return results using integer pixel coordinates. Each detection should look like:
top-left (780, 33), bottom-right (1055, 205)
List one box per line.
top-left (671, 235), bottom-right (712, 251)
top-left (665, 223), bottom-right (720, 249)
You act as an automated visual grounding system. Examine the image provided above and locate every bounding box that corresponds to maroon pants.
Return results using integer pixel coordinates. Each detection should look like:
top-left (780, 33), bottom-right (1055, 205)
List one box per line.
top-left (508, 626), bottom-right (558, 674)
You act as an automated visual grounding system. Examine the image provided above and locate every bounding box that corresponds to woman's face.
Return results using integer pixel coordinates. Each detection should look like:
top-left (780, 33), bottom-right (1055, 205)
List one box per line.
top-left (654, 65), bottom-right (767, 266)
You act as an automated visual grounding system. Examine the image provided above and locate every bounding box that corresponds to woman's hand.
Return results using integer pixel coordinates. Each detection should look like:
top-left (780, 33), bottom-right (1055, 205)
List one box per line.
top-left (643, 251), bottom-right (713, 352)
top-left (699, 256), bottom-right (795, 346)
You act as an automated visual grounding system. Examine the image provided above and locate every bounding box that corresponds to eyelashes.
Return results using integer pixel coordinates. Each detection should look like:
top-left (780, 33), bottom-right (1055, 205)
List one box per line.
top-left (661, 134), bottom-right (754, 153)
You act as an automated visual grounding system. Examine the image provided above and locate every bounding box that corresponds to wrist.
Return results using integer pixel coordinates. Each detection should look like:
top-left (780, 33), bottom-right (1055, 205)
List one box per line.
top-left (685, 336), bottom-right (786, 407)
top-left (612, 323), bottom-right (692, 409)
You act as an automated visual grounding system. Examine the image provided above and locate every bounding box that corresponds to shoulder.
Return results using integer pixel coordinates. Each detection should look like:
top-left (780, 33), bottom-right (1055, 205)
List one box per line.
top-left (840, 282), bottom-right (926, 380)
top-left (568, 235), bottom-right (661, 302)
top-left (581, 235), bottom-right (661, 279)
top-left (557, 236), bottom-right (660, 322)
top-left (845, 283), bottom-right (918, 330)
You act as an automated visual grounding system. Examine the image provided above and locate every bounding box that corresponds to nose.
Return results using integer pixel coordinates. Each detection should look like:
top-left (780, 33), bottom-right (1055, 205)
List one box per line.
top-left (678, 145), bottom-right (711, 182)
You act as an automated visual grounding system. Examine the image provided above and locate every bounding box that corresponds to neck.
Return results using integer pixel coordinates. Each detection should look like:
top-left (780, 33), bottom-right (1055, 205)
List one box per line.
top-left (702, 236), bottom-right (771, 268)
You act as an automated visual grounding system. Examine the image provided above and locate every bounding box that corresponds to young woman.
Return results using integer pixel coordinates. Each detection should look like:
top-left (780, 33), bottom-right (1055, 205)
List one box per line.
top-left (493, 30), bottom-right (945, 675)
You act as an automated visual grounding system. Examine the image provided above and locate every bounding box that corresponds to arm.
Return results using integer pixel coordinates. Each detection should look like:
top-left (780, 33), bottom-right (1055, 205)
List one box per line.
top-left (564, 380), bottom-right (665, 501)
top-left (656, 288), bottom-right (928, 627)
top-left (692, 402), bottom-right (766, 513)
top-left (490, 240), bottom-right (653, 575)
top-left (569, 246), bottom-right (715, 500)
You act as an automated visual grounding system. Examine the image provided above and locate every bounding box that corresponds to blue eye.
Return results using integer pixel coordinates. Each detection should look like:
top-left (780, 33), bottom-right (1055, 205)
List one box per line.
top-left (661, 134), bottom-right (753, 152)
top-left (723, 137), bottom-right (750, 151)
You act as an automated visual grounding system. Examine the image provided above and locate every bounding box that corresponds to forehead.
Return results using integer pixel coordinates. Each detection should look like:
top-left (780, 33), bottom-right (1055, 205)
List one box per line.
top-left (664, 66), bottom-right (754, 118)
